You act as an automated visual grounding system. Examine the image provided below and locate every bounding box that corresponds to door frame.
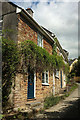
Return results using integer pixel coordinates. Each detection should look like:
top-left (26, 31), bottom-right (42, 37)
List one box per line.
top-left (34, 72), bottom-right (36, 98)
top-left (27, 72), bottom-right (36, 99)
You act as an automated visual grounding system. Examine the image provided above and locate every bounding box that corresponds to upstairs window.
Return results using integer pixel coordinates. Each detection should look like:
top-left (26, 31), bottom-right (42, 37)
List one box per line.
top-left (42, 71), bottom-right (49, 85)
top-left (37, 33), bottom-right (43, 48)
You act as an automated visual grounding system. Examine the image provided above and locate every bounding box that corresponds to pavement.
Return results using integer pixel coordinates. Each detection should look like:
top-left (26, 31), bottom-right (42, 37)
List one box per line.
top-left (34, 83), bottom-right (80, 119)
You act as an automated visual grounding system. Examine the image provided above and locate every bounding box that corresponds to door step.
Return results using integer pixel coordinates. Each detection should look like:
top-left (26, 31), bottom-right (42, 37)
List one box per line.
top-left (27, 98), bottom-right (36, 101)
top-left (26, 101), bottom-right (44, 112)
top-left (26, 101), bottom-right (41, 107)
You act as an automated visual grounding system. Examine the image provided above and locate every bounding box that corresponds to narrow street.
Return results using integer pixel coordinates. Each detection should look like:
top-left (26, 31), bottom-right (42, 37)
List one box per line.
top-left (35, 84), bottom-right (80, 119)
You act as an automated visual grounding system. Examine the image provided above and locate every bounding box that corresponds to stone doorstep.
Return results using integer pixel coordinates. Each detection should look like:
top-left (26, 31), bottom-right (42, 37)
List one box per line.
top-left (24, 100), bottom-right (44, 114)
top-left (32, 104), bottom-right (44, 112)
top-left (20, 102), bottom-right (44, 114)
top-left (26, 101), bottom-right (42, 107)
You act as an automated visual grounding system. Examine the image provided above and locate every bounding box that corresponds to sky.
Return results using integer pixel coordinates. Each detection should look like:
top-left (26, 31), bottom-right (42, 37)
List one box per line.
top-left (10, 0), bottom-right (79, 59)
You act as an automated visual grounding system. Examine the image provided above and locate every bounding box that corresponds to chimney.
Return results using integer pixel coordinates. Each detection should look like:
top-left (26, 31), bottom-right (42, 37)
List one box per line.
top-left (26, 8), bottom-right (34, 17)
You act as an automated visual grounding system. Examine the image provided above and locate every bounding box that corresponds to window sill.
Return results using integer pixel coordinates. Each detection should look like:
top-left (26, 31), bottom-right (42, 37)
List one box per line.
top-left (55, 76), bottom-right (59, 79)
top-left (42, 83), bottom-right (49, 86)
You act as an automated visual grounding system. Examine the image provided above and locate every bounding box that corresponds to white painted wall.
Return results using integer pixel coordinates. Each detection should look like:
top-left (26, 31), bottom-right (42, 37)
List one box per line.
top-left (53, 72), bottom-right (55, 95)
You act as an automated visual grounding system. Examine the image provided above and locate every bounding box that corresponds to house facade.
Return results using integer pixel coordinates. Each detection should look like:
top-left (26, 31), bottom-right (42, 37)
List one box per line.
top-left (2, 1), bottom-right (68, 111)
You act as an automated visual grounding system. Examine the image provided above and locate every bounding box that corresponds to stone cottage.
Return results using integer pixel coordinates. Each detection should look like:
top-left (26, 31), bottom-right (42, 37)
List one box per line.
top-left (1, 1), bottom-right (68, 110)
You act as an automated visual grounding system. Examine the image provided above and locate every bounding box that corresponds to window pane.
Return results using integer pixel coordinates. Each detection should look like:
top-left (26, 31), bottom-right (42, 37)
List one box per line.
top-left (46, 73), bottom-right (48, 83)
top-left (56, 70), bottom-right (59, 77)
top-left (37, 33), bottom-right (43, 47)
top-left (42, 73), bottom-right (44, 83)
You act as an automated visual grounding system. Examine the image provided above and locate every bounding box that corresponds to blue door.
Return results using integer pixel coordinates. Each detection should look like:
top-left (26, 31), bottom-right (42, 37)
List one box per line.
top-left (27, 71), bottom-right (34, 99)
top-left (60, 71), bottom-right (62, 88)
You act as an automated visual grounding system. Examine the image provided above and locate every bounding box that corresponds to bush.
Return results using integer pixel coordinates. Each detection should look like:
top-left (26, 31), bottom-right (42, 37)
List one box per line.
top-left (2, 37), bottom-right (20, 106)
top-left (44, 95), bottom-right (61, 109)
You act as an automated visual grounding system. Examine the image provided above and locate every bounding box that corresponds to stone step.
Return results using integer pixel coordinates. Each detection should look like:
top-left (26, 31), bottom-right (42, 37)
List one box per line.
top-left (26, 101), bottom-right (42, 107)
top-left (32, 103), bottom-right (44, 112)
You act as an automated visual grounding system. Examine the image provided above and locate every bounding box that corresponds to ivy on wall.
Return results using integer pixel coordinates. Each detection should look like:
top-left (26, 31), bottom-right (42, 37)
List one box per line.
top-left (2, 38), bottom-right (69, 106)
top-left (2, 37), bottom-right (20, 106)
top-left (21, 40), bottom-right (56, 72)
top-left (21, 40), bottom-right (68, 73)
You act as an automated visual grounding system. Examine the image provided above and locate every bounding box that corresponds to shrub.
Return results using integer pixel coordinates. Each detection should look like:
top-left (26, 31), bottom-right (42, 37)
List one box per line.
top-left (44, 95), bottom-right (61, 109)
top-left (2, 37), bottom-right (20, 106)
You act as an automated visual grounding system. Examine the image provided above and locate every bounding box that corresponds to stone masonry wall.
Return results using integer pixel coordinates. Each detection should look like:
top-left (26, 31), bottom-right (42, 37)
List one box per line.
top-left (17, 14), bottom-right (37, 44)
top-left (55, 70), bottom-right (66, 95)
top-left (36, 72), bottom-right (53, 100)
top-left (55, 77), bottom-right (61, 94)
top-left (13, 73), bottom-right (28, 110)
top-left (17, 14), bottom-right (53, 54)
top-left (13, 14), bottom-right (53, 110)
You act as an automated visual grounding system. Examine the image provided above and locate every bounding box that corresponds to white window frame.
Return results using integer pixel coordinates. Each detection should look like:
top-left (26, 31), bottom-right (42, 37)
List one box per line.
top-left (0, 19), bottom-right (3, 36)
top-left (63, 72), bottom-right (65, 80)
top-left (42, 71), bottom-right (49, 85)
top-left (55, 70), bottom-right (59, 78)
top-left (37, 33), bottom-right (43, 48)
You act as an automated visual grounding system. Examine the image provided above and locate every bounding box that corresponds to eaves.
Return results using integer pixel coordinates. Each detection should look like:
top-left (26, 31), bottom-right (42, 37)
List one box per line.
top-left (16, 7), bottom-right (54, 44)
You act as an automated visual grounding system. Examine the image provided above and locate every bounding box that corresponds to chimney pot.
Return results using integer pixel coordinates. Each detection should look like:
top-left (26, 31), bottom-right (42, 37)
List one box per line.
top-left (26, 8), bottom-right (34, 17)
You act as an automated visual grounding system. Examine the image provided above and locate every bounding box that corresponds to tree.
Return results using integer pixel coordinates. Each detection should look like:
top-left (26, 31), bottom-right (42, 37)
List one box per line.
top-left (70, 56), bottom-right (80, 77)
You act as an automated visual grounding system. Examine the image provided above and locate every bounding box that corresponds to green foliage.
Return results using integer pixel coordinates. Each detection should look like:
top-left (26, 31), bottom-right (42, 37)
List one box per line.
top-left (44, 83), bottom-right (78, 109)
top-left (64, 83), bottom-right (78, 97)
top-left (2, 39), bottom-right (69, 106)
top-left (52, 43), bottom-right (57, 55)
top-left (2, 37), bottom-right (19, 105)
top-left (44, 95), bottom-right (61, 109)
top-left (64, 63), bottom-right (70, 75)
top-left (70, 56), bottom-right (80, 77)
top-left (21, 40), bottom-right (66, 73)
top-left (55, 55), bottom-right (64, 70)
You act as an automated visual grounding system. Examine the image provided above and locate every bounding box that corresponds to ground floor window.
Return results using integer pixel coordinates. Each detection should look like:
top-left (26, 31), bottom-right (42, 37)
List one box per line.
top-left (42, 71), bottom-right (49, 84)
top-left (63, 72), bottom-right (65, 80)
top-left (56, 70), bottom-right (59, 78)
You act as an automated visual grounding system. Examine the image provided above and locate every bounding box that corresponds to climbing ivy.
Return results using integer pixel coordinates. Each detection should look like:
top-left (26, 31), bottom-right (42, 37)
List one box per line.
top-left (2, 38), bottom-right (69, 106)
top-left (2, 37), bottom-right (20, 106)
top-left (21, 40), bottom-right (67, 73)
top-left (21, 40), bottom-right (56, 72)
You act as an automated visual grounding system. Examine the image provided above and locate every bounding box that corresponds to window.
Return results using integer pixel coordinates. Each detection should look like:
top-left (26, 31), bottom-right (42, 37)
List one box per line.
top-left (0, 17), bottom-right (3, 36)
top-left (42, 71), bottom-right (49, 85)
top-left (63, 72), bottom-right (65, 80)
top-left (37, 33), bottom-right (43, 47)
top-left (56, 70), bottom-right (59, 78)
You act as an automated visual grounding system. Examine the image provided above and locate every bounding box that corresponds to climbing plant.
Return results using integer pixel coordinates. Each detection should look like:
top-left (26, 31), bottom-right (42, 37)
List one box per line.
top-left (2, 37), bottom-right (20, 105)
top-left (21, 40), bottom-right (68, 73)
top-left (2, 38), bottom-right (69, 106)
top-left (21, 40), bottom-right (56, 72)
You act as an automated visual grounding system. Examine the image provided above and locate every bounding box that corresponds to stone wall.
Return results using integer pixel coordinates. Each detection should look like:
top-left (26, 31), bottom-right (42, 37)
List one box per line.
top-left (55, 78), bottom-right (61, 94)
top-left (13, 73), bottom-right (28, 110)
top-left (17, 14), bottom-right (37, 45)
top-left (36, 72), bottom-right (53, 100)
top-left (13, 14), bottom-right (54, 110)
top-left (2, 2), bottom-right (18, 43)
top-left (13, 13), bottom-right (67, 110)
top-left (17, 14), bottom-right (53, 54)
top-left (2, 2), bottom-right (67, 111)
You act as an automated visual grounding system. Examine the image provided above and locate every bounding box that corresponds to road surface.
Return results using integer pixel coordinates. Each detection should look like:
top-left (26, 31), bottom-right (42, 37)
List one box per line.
top-left (35, 84), bottom-right (80, 119)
